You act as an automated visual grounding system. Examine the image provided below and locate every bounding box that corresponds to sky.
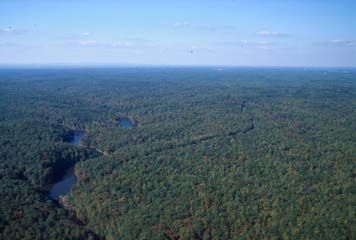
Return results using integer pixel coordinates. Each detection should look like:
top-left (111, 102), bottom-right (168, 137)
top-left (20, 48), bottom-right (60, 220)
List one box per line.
top-left (0, 0), bottom-right (355, 67)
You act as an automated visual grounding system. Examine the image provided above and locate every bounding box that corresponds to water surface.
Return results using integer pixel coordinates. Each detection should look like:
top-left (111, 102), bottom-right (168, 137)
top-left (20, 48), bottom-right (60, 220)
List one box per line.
top-left (48, 169), bottom-right (77, 200)
top-left (48, 121), bottom-right (133, 200)
top-left (70, 130), bottom-right (86, 145)
top-left (117, 117), bottom-right (135, 129)
top-left (48, 130), bottom-right (85, 200)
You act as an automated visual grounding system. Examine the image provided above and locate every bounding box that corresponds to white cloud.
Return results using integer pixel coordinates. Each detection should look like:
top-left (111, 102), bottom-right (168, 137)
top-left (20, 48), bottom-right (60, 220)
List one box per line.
top-left (173, 22), bottom-right (237, 34)
top-left (256, 41), bottom-right (273, 46)
top-left (173, 21), bottom-right (190, 28)
top-left (0, 27), bottom-right (24, 34)
top-left (0, 27), bottom-right (15, 33)
top-left (111, 41), bottom-right (134, 47)
top-left (256, 30), bottom-right (288, 37)
top-left (78, 40), bottom-right (98, 46)
top-left (220, 40), bottom-right (273, 47)
top-left (328, 39), bottom-right (355, 47)
top-left (76, 38), bottom-right (153, 49)
top-left (190, 45), bottom-right (214, 52)
top-left (0, 41), bottom-right (18, 47)
top-left (315, 39), bottom-right (356, 48)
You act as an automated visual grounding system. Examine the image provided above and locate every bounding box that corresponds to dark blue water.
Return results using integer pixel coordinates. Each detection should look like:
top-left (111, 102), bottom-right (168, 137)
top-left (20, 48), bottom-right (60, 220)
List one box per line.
top-left (48, 130), bottom-right (85, 200)
top-left (70, 130), bottom-right (86, 145)
top-left (48, 169), bottom-right (77, 200)
top-left (48, 121), bottom-right (133, 200)
top-left (117, 118), bottom-right (134, 129)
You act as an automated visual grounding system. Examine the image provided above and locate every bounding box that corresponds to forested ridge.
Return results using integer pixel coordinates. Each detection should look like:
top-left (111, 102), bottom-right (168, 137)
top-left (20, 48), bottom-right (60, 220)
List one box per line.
top-left (0, 68), bottom-right (355, 239)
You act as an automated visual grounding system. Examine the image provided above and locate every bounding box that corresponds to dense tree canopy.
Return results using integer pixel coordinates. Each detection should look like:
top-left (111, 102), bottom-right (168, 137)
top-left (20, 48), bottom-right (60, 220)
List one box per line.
top-left (0, 68), bottom-right (355, 239)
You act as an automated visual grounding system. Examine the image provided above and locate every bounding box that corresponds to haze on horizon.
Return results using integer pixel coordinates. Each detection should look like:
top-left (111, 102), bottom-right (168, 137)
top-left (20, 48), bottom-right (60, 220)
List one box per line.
top-left (0, 0), bottom-right (355, 67)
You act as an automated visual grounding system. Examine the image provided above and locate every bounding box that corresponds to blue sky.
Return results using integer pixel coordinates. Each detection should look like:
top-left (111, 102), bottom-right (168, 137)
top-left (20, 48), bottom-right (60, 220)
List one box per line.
top-left (0, 0), bottom-right (355, 67)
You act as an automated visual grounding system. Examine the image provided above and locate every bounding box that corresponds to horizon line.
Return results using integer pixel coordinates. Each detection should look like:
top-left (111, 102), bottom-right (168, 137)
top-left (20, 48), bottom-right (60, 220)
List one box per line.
top-left (0, 63), bottom-right (355, 69)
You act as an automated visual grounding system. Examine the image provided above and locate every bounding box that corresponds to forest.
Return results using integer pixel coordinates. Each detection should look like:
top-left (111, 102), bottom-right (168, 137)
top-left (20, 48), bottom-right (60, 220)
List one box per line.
top-left (0, 67), bottom-right (355, 239)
